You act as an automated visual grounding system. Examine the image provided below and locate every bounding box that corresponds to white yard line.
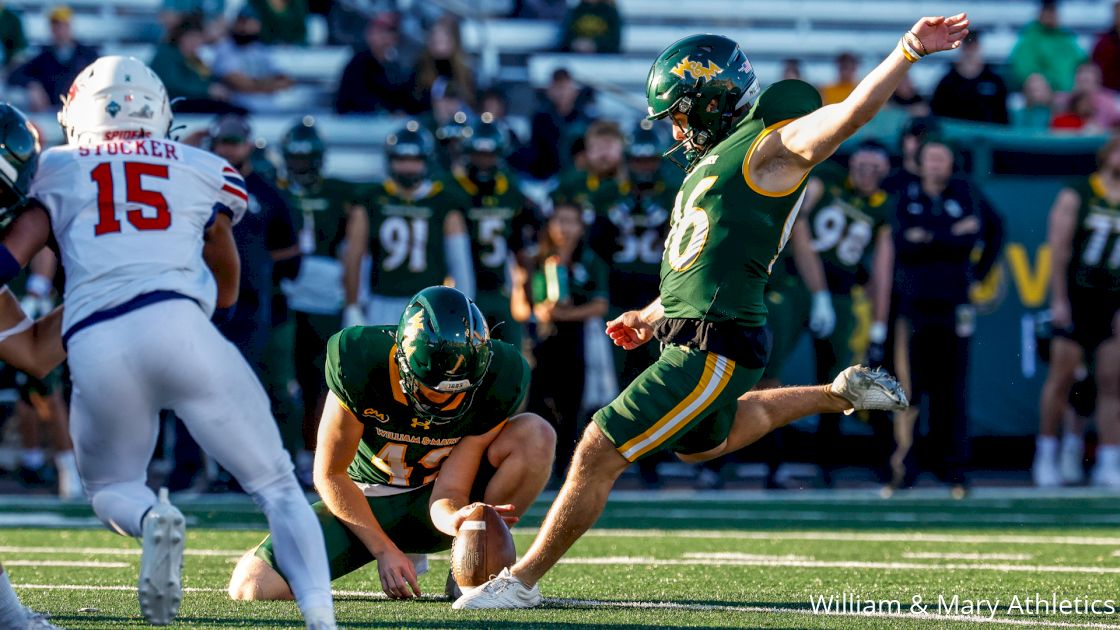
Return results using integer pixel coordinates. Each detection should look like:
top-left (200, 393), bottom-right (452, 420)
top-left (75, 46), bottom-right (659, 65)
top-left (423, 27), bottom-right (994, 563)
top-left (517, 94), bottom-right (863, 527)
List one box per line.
top-left (0, 545), bottom-right (241, 557)
top-left (903, 552), bottom-right (1034, 561)
top-left (3, 560), bottom-right (129, 568)
top-left (569, 507), bottom-right (1120, 525)
top-left (12, 584), bottom-right (1120, 628)
top-left (580, 530), bottom-right (1120, 546)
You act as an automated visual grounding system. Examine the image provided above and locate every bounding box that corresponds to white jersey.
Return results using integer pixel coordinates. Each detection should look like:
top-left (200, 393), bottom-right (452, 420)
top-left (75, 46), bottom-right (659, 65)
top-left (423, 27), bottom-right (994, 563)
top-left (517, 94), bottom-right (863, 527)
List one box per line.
top-left (30, 137), bottom-right (248, 336)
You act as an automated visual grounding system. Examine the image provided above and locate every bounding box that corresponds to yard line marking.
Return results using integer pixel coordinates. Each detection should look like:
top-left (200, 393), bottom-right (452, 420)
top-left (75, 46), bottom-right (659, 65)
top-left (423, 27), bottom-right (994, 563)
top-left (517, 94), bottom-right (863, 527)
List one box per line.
top-left (902, 552), bottom-right (1034, 561)
top-left (14, 585), bottom-right (1120, 628)
top-left (565, 507), bottom-right (1120, 525)
top-left (681, 552), bottom-right (812, 561)
top-left (3, 560), bottom-right (130, 568)
top-left (0, 546), bottom-right (242, 557)
top-left (579, 530), bottom-right (1120, 546)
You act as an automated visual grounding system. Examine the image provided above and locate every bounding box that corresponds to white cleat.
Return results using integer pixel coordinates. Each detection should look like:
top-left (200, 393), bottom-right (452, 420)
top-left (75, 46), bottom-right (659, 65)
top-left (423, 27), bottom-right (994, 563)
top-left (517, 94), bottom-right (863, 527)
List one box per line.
top-left (303, 606), bottom-right (337, 630)
top-left (23, 608), bottom-right (62, 629)
top-left (452, 567), bottom-right (541, 610)
top-left (1091, 462), bottom-right (1120, 489)
top-left (1059, 438), bottom-right (1085, 485)
top-left (830, 366), bottom-right (909, 415)
top-left (138, 488), bottom-right (185, 626)
top-left (1032, 454), bottom-right (1062, 488)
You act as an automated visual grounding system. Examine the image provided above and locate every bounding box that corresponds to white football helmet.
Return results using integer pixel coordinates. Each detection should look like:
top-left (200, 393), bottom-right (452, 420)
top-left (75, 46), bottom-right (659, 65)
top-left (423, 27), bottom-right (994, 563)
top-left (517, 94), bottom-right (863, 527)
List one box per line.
top-left (58, 56), bottom-right (172, 146)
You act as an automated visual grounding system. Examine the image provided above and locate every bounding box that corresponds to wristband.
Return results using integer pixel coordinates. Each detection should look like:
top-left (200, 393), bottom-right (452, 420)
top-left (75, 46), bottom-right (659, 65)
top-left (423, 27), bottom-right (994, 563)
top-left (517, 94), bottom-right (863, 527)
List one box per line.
top-left (899, 39), bottom-right (920, 63)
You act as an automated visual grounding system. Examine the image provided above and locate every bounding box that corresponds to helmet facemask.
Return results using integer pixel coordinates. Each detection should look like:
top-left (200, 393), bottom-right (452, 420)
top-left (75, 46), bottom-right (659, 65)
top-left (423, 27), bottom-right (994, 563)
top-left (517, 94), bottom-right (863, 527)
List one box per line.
top-left (395, 336), bottom-right (493, 422)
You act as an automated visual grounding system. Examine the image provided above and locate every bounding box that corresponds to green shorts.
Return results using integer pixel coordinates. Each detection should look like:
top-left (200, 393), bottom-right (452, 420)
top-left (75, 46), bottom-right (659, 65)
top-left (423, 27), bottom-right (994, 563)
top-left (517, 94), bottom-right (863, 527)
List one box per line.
top-left (255, 464), bottom-right (494, 582)
top-left (593, 344), bottom-right (763, 462)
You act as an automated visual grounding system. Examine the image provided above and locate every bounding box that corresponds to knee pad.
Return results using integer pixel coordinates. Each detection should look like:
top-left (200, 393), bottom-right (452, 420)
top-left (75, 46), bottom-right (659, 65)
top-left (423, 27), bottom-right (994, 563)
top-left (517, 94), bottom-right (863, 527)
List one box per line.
top-left (248, 471), bottom-right (304, 514)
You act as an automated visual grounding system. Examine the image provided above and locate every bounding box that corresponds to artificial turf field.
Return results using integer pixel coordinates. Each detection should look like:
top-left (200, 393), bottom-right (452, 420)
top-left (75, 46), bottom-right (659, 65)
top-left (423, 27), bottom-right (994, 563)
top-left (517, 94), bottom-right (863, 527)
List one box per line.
top-left (5, 489), bottom-right (1120, 629)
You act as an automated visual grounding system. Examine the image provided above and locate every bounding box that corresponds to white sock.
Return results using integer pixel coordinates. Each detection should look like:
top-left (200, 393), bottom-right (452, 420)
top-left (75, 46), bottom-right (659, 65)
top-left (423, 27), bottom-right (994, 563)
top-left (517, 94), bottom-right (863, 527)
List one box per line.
top-left (1036, 435), bottom-right (1059, 460)
top-left (0, 570), bottom-right (29, 626)
top-left (90, 481), bottom-right (157, 537)
top-left (1099, 445), bottom-right (1120, 467)
top-left (20, 448), bottom-right (45, 470)
top-left (250, 473), bottom-right (334, 621)
top-left (1061, 432), bottom-right (1084, 450)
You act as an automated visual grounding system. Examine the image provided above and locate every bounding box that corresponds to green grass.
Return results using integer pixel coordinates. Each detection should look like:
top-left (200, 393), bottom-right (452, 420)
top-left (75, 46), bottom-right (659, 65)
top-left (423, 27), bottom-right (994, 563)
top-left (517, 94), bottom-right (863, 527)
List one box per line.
top-left (7, 490), bottom-right (1120, 629)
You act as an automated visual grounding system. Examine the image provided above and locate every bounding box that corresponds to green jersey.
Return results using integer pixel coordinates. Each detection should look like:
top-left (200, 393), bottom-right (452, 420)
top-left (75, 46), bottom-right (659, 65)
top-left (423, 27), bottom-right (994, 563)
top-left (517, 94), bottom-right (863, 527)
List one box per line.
top-left (450, 167), bottom-right (534, 293)
top-left (325, 325), bottom-right (530, 488)
top-left (605, 169), bottom-right (679, 309)
top-left (808, 179), bottom-right (892, 293)
top-left (1070, 173), bottom-right (1120, 293)
top-left (285, 178), bottom-right (355, 259)
top-left (659, 79), bottom-right (823, 327)
top-left (363, 178), bottom-right (469, 297)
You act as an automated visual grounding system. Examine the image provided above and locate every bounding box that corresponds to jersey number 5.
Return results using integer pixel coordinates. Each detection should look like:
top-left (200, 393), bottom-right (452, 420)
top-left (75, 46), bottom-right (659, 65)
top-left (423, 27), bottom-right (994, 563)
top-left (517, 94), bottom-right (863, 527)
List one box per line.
top-left (90, 162), bottom-right (171, 236)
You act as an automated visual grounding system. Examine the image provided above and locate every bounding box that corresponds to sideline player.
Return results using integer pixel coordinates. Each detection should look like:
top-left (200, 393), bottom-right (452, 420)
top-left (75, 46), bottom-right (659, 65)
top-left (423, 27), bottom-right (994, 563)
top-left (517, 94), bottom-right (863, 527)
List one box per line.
top-left (0, 58), bottom-right (336, 628)
top-left (227, 286), bottom-right (554, 600)
top-left (1036, 136), bottom-right (1120, 487)
top-left (455, 14), bottom-right (968, 608)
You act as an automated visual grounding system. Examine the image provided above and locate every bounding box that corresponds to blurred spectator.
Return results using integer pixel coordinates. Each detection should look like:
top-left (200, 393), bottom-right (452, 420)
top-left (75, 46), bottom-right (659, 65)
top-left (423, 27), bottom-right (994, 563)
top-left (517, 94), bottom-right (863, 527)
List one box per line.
top-left (210, 6), bottom-right (296, 112)
top-left (479, 87), bottom-right (522, 150)
top-left (1011, 72), bottom-right (1055, 129)
top-left (1009, 0), bottom-right (1085, 92)
top-left (559, 0), bottom-right (621, 54)
top-left (781, 58), bottom-right (802, 81)
top-left (411, 15), bottom-right (475, 111)
top-left (515, 68), bottom-right (595, 180)
top-left (335, 11), bottom-right (412, 114)
top-left (931, 31), bottom-right (1008, 125)
top-left (528, 198), bottom-right (608, 478)
top-left (1092, 1), bottom-right (1120, 91)
top-left (889, 138), bottom-right (1004, 493)
top-left (160, 0), bottom-right (225, 41)
top-left (890, 75), bottom-right (929, 117)
top-left (150, 15), bottom-right (245, 114)
top-left (249, 0), bottom-right (307, 45)
top-left (0, 2), bottom-right (27, 71)
top-left (8, 7), bottom-right (99, 112)
top-left (513, 0), bottom-right (567, 20)
top-left (1053, 63), bottom-right (1120, 130)
top-left (820, 52), bottom-right (858, 105)
top-left (325, 0), bottom-right (394, 48)
top-left (423, 82), bottom-right (472, 168)
top-left (1050, 91), bottom-right (1100, 131)
top-left (554, 120), bottom-right (628, 228)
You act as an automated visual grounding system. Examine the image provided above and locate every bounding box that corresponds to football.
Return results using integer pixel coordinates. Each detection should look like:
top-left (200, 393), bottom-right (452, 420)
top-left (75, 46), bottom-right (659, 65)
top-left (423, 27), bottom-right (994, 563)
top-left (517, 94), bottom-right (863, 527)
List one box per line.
top-left (450, 504), bottom-right (517, 588)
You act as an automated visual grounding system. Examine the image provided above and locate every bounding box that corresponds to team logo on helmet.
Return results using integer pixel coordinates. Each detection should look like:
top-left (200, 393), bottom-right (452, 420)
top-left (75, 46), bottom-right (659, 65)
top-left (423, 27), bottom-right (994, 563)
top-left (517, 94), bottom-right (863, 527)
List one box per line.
top-left (106, 101), bottom-right (121, 118)
top-left (670, 56), bottom-right (723, 82)
top-left (401, 310), bottom-right (426, 351)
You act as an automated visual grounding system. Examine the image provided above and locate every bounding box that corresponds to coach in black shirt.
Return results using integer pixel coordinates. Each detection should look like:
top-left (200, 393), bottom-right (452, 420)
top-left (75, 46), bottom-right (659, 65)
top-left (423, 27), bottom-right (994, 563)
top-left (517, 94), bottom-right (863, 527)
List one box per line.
top-left (930, 31), bottom-right (1009, 125)
top-left (888, 137), bottom-right (1004, 494)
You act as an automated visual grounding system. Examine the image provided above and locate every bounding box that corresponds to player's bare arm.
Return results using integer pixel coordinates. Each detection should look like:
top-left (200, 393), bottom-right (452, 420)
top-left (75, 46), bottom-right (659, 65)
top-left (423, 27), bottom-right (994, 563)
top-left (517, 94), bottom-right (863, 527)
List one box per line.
top-left (751, 14), bottom-right (969, 193)
top-left (0, 288), bottom-right (64, 379)
top-left (202, 213), bottom-right (241, 309)
top-left (1047, 187), bottom-right (1080, 328)
top-left (788, 179), bottom-right (827, 294)
top-left (870, 225), bottom-right (894, 327)
top-left (342, 202), bottom-right (369, 309)
top-left (429, 421), bottom-right (518, 537)
top-left (313, 391), bottom-right (420, 599)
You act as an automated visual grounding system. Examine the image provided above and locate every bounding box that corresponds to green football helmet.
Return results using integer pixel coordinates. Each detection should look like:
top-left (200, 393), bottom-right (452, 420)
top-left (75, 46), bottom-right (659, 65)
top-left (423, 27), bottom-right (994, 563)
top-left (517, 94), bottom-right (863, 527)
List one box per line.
top-left (281, 116), bottom-right (325, 190)
top-left (626, 119), bottom-right (666, 186)
top-left (0, 103), bottom-right (41, 212)
top-left (395, 286), bottom-right (493, 422)
top-left (645, 34), bottom-right (761, 168)
top-left (385, 120), bottom-right (435, 189)
top-left (463, 115), bottom-right (511, 186)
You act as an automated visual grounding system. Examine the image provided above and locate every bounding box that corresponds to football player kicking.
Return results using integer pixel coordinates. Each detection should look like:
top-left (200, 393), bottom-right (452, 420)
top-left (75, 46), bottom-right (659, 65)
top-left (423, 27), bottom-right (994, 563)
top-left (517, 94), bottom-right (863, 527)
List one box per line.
top-left (0, 103), bottom-right (68, 630)
top-left (455, 13), bottom-right (968, 609)
top-left (228, 286), bottom-right (555, 601)
top-left (0, 59), bottom-right (337, 628)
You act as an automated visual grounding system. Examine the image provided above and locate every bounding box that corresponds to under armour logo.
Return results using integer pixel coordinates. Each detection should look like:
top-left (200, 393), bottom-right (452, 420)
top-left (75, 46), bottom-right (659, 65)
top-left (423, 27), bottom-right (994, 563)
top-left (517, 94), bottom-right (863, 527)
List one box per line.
top-left (411, 418), bottom-right (431, 430)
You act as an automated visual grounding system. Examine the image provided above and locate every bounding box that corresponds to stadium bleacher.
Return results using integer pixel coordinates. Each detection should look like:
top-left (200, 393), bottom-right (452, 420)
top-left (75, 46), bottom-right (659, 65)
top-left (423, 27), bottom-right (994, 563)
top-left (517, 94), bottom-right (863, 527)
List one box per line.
top-left (7, 0), bottom-right (1114, 179)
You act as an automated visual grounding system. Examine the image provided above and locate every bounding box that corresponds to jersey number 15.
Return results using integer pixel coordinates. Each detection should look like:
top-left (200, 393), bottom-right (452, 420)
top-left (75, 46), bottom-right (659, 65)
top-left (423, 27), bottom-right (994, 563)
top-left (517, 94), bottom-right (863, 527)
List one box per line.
top-left (90, 162), bottom-right (172, 236)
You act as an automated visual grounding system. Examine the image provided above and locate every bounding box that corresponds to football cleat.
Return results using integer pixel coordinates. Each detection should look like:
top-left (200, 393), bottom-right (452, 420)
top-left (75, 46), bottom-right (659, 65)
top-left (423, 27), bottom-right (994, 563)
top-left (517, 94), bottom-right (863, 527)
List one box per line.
top-left (303, 607), bottom-right (338, 630)
top-left (1091, 453), bottom-right (1120, 489)
top-left (451, 568), bottom-right (541, 610)
top-left (22, 608), bottom-right (62, 629)
top-left (830, 366), bottom-right (909, 415)
top-left (138, 488), bottom-right (185, 626)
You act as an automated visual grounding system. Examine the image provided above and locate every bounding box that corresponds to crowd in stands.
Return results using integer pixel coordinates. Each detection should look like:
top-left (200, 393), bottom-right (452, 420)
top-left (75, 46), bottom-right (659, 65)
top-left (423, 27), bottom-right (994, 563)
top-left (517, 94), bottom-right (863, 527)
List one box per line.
top-left (2, 0), bottom-right (1120, 494)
